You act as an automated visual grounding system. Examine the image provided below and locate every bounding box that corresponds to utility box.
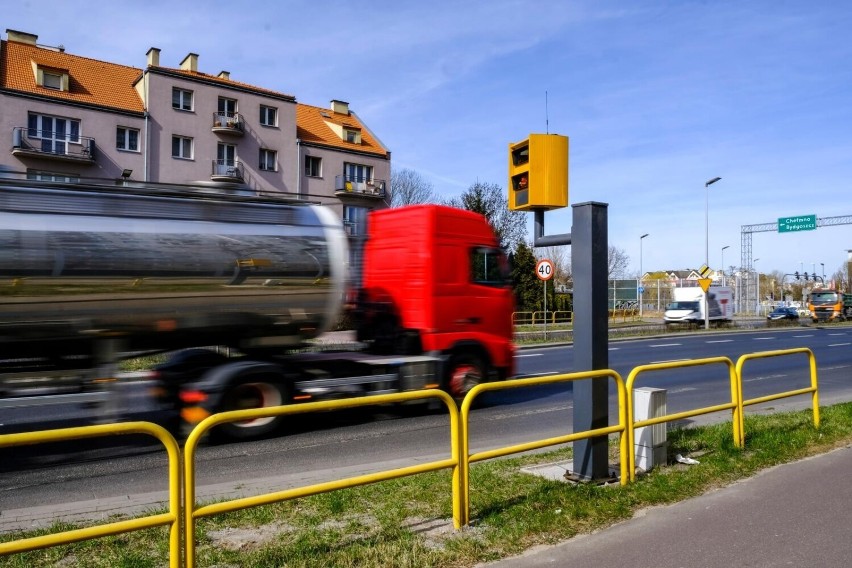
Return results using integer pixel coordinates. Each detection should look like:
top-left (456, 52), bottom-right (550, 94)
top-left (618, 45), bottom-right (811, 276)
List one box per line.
top-left (634, 387), bottom-right (668, 471)
top-left (507, 133), bottom-right (569, 211)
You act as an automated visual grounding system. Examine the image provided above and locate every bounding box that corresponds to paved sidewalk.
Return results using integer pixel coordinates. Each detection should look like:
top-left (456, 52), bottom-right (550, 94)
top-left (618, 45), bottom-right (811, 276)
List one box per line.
top-left (482, 444), bottom-right (852, 568)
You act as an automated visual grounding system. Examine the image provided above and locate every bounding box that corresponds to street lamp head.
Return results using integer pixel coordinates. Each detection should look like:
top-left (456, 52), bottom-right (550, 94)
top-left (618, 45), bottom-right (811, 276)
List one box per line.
top-left (705, 176), bottom-right (722, 187)
top-left (640, 233), bottom-right (649, 239)
top-left (722, 245), bottom-right (730, 251)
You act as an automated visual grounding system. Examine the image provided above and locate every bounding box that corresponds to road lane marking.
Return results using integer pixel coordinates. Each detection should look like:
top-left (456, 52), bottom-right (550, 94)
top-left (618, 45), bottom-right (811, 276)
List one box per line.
top-left (829, 342), bottom-right (851, 347)
top-left (744, 374), bottom-right (787, 383)
top-left (650, 359), bottom-right (691, 364)
top-left (793, 334), bottom-right (814, 338)
top-left (821, 365), bottom-right (850, 371)
top-left (669, 387), bottom-right (697, 394)
top-left (650, 343), bottom-right (682, 348)
top-left (609, 347), bottom-right (619, 351)
top-left (753, 337), bottom-right (775, 340)
top-left (828, 333), bottom-right (846, 336)
top-left (517, 371), bottom-right (560, 377)
top-left (516, 353), bottom-right (543, 358)
top-left (706, 339), bottom-right (733, 343)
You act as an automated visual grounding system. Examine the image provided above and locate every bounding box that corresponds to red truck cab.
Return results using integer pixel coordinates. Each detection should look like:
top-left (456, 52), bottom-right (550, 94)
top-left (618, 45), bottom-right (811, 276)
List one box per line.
top-left (356, 205), bottom-right (515, 398)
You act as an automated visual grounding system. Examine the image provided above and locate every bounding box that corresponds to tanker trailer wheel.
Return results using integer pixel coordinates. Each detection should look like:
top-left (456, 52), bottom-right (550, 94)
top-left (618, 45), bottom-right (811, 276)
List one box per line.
top-left (214, 377), bottom-right (289, 441)
top-left (445, 353), bottom-right (486, 404)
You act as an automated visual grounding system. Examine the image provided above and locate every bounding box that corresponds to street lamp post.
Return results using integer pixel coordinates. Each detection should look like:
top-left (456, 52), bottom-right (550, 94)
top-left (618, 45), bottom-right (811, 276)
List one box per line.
top-left (821, 262), bottom-right (825, 282)
top-left (639, 233), bottom-right (649, 318)
top-left (704, 177), bottom-right (722, 329)
top-left (721, 245), bottom-right (730, 285)
top-left (754, 258), bottom-right (760, 315)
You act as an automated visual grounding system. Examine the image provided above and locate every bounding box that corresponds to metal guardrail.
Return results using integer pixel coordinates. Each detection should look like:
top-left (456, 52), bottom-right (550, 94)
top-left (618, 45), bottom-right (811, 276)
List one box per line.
top-left (0, 349), bottom-right (822, 563)
top-left (182, 389), bottom-right (460, 567)
top-left (626, 357), bottom-right (742, 482)
top-left (0, 422), bottom-right (181, 568)
top-left (459, 370), bottom-right (628, 526)
top-left (736, 348), bottom-right (820, 435)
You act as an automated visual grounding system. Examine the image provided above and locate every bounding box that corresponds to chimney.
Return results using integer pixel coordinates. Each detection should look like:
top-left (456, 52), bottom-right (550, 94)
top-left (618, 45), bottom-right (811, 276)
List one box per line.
top-left (330, 100), bottom-right (350, 115)
top-left (6, 29), bottom-right (38, 45)
top-left (217, 70), bottom-right (230, 80)
top-left (180, 53), bottom-right (199, 72)
top-left (146, 47), bottom-right (161, 67)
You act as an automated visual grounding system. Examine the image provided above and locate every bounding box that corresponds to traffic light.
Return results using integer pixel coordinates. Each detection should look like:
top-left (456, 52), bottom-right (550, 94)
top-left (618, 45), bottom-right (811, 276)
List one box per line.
top-left (804, 272), bottom-right (809, 281)
top-left (508, 134), bottom-right (569, 211)
top-left (794, 271), bottom-right (800, 280)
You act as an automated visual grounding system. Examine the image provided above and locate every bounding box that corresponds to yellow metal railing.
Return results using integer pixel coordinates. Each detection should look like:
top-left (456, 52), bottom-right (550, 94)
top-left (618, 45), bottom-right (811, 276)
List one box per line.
top-left (626, 357), bottom-right (742, 482)
top-left (736, 348), bottom-right (820, 436)
top-left (0, 422), bottom-right (182, 568)
top-left (0, 349), bottom-right (823, 564)
top-left (182, 389), bottom-right (460, 568)
top-left (458, 370), bottom-right (627, 526)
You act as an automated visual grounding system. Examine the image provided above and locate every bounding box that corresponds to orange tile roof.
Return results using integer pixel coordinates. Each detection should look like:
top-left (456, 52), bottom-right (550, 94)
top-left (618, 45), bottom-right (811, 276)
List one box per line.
top-left (296, 103), bottom-right (389, 157)
top-left (149, 66), bottom-right (295, 101)
top-left (0, 39), bottom-right (144, 113)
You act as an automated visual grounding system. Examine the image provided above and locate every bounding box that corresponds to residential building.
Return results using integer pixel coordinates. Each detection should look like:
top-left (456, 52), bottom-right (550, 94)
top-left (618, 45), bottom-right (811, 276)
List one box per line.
top-left (0, 29), bottom-right (391, 234)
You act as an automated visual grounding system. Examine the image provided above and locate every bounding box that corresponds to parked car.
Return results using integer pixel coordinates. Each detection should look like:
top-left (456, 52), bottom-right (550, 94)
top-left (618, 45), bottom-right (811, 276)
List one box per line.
top-left (767, 307), bottom-right (800, 322)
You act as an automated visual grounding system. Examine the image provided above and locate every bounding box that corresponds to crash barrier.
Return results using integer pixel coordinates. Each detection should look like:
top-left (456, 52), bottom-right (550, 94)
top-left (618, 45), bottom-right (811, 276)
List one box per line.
top-left (0, 422), bottom-right (181, 568)
top-left (512, 311), bottom-right (574, 326)
top-left (459, 370), bottom-right (628, 526)
top-left (182, 389), bottom-right (460, 568)
top-left (0, 349), bottom-right (821, 563)
top-left (735, 348), bottom-right (820, 436)
top-left (626, 357), bottom-right (742, 482)
top-left (609, 307), bottom-right (639, 322)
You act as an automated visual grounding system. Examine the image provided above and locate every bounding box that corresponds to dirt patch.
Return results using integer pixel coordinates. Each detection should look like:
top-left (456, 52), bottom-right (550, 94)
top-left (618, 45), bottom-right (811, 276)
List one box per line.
top-left (206, 521), bottom-right (294, 551)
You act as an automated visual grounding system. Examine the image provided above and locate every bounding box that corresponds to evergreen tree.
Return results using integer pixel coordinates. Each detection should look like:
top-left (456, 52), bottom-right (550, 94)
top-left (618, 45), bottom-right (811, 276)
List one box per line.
top-left (511, 242), bottom-right (541, 312)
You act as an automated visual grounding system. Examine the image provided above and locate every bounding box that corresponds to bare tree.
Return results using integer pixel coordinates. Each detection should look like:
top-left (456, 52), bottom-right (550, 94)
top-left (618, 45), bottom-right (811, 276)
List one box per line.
top-left (538, 245), bottom-right (571, 288)
top-left (608, 245), bottom-right (631, 279)
top-left (389, 168), bottom-right (437, 207)
top-left (445, 181), bottom-right (526, 251)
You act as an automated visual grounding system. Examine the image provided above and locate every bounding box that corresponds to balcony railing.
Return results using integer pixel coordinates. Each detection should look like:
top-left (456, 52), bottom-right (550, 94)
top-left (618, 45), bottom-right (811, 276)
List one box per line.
top-left (334, 175), bottom-right (386, 199)
top-left (211, 112), bottom-right (244, 136)
top-left (11, 127), bottom-right (96, 163)
top-left (211, 159), bottom-right (244, 182)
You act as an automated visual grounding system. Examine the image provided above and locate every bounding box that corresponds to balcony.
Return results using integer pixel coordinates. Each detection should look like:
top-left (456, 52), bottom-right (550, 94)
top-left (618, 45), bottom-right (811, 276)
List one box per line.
top-left (334, 175), bottom-right (386, 199)
top-left (211, 112), bottom-right (244, 136)
top-left (11, 127), bottom-right (96, 164)
top-left (211, 159), bottom-right (244, 182)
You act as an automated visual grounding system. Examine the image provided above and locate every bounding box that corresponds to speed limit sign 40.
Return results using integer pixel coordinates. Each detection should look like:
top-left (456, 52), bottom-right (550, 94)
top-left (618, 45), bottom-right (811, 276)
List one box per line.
top-left (535, 259), bottom-right (554, 281)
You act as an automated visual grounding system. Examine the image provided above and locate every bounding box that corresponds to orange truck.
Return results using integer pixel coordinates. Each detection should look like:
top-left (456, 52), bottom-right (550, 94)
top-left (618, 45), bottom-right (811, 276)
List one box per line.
top-left (808, 288), bottom-right (852, 322)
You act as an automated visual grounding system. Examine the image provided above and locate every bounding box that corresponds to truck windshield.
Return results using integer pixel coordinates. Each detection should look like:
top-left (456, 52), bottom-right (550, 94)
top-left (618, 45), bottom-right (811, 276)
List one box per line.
top-left (810, 292), bottom-right (840, 306)
top-left (667, 301), bottom-right (700, 311)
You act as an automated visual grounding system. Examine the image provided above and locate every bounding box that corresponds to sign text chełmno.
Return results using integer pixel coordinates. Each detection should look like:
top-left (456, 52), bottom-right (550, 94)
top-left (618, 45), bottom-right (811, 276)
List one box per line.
top-left (778, 214), bottom-right (817, 233)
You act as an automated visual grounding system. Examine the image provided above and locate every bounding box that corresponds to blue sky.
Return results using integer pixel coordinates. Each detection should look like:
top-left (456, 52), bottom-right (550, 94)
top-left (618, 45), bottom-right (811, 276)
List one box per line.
top-left (8, 1), bottom-right (852, 278)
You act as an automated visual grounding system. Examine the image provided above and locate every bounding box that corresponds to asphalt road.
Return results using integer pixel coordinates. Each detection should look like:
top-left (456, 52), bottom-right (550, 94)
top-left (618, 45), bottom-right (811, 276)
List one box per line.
top-left (1, 326), bottom-right (850, 532)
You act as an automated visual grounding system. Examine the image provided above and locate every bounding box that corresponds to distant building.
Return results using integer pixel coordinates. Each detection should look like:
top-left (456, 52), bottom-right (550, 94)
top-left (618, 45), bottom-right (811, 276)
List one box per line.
top-left (0, 29), bottom-right (390, 235)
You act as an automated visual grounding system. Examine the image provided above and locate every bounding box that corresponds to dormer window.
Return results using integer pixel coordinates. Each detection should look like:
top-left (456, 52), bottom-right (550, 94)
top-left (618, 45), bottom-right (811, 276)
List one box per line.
top-left (345, 130), bottom-right (358, 143)
top-left (34, 64), bottom-right (69, 91)
top-left (43, 71), bottom-right (62, 90)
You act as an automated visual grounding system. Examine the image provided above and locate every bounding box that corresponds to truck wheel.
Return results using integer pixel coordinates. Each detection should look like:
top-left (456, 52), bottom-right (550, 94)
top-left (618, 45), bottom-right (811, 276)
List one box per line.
top-left (445, 354), bottom-right (486, 403)
top-left (214, 379), bottom-right (288, 441)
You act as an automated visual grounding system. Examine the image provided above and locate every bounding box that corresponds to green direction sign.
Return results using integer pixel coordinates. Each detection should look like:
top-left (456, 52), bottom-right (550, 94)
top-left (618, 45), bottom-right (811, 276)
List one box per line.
top-left (778, 214), bottom-right (817, 233)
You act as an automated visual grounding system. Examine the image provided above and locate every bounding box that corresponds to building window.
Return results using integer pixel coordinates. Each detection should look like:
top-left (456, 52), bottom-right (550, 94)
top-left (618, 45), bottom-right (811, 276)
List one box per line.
top-left (172, 88), bottom-right (193, 111)
top-left (27, 170), bottom-right (79, 183)
top-left (259, 149), bottom-right (277, 171)
top-left (172, 135), bottom-right (193, 159)
top-left (260, 105), bottom-right (277, 126)
top-left (27, 113), bottom-right (80, 154)
top-left (305, 155), bottom-right (321, 177)
top-left (344, 163), bottom-right (372, 183)
top-left (42, 71), bottom-right (62, 90)
top-left (116, 127), bottom-right (139, 152)
top-left (345, 129), bottom-right (359, 143)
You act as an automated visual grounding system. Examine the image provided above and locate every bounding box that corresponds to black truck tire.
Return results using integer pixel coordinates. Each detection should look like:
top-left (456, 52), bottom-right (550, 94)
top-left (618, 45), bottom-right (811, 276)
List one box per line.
top-left (212, 377), bottom-right (289, 441)
top-left (444, 353), bottom-right (486, 404)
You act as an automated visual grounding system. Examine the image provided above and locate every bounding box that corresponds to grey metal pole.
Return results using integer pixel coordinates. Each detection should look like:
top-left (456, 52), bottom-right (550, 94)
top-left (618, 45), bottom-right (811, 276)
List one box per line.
top-left (704, 177), bottom-right (721, 329)
top-left (571, 202), bottom-right (610, 482)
